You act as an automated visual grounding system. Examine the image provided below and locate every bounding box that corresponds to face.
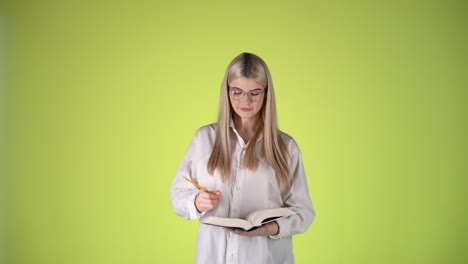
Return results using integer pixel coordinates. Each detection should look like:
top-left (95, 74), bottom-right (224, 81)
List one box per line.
top-left (228, 77), bottom-right (266, 121)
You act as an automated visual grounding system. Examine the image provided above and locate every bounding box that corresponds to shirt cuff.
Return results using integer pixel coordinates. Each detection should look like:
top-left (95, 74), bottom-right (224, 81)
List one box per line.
top-left (187, 191), bottom-right (206, 220)
top-left (269, 217), bottom-right (289, 239)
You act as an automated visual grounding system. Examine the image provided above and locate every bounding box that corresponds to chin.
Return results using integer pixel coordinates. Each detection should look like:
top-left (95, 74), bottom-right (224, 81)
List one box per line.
top-left (236, 112), bottom-right (260, 119)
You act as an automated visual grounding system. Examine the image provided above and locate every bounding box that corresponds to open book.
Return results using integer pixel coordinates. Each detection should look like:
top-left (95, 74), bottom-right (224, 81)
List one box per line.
top-left (200, 207), bottom-right (296, 231)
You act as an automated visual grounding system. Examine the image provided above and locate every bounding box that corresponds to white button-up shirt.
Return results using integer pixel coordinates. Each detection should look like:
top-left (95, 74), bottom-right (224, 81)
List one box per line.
top-left (170, 122), bottom-right (315, 264)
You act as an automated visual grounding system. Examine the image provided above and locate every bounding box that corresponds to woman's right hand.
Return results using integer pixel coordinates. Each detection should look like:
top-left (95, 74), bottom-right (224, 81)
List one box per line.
top-left (195, 191), bottom-right (222, 213)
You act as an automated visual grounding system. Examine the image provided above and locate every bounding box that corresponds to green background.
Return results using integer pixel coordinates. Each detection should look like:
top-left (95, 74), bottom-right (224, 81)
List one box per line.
top-left (2, 0), bottom-right (467, 263)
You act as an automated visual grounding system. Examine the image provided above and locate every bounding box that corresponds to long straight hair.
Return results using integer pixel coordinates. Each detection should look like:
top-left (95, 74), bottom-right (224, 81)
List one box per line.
top-left (207, 52), bottom-right (291, 189)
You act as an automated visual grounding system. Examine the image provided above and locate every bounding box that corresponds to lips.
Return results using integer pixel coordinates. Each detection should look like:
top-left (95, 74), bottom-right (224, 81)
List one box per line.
top-left (240, 108), bottom-right (252, 111)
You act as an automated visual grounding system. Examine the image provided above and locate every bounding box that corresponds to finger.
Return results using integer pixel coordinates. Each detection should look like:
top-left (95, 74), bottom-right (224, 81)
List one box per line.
top-left (224, 228), bottom-right (251, 237)
top-left (198, 198), bottom-right (221, 211)
top-left (199, 196), bottom-right (220, 205)
top-left (206, 193), bottom-right (222, 200)
top-left (201, 199), bottom-right (220, 208)
top-left (224, 228), bottom-right (239, 234)
top-left (198, 192), bottom-right (213, 202)
top-left (234, 229), bottom-right (253, 237)
top-left (198, 191), bottom-right (211, 198)
top-left (199, 191), bottom-right (221, 200)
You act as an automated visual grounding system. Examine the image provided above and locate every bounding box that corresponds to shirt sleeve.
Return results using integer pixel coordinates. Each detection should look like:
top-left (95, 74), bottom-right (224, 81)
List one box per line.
top-left (170, 130), bottom-right (206, 220)
top-left (270, 144), bottom-right (316, 239)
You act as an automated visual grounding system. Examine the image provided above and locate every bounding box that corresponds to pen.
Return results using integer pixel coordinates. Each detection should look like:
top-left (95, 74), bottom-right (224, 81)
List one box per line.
top-left (183, 177), bottom-right (215, 194)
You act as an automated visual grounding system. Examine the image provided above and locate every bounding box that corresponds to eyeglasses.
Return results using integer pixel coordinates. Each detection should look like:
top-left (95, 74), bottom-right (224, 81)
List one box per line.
top-left (229, 87), bottom-right (266, 102)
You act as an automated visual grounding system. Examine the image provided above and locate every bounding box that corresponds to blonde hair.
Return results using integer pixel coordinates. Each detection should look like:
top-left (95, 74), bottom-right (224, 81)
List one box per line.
top-left (207, 52), bottom-right (291, 189)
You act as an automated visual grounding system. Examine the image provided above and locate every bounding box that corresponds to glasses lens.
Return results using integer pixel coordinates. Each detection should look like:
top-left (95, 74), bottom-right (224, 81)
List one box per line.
top-left (230, 88), bottom-right (242, 100)
top-left (230, 88), bottom-right (264, 101)
top-left (249, 90), bottom-right (263, 102)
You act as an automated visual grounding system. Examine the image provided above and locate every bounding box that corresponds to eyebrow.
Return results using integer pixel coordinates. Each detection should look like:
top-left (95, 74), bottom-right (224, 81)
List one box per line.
top-left (230, 87), bottom-right (263, 91)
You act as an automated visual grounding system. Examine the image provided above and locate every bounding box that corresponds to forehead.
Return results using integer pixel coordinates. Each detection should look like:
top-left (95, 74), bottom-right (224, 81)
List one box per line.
top-left (228, 77), bottom-right (263, 91)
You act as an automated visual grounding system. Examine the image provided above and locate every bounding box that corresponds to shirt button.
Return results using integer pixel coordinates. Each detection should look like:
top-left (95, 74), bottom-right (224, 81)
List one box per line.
top-left (236, 187), bottom-right (240, 191)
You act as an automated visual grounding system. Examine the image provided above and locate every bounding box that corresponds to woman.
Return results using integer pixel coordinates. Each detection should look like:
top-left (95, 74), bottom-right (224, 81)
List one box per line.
top-left (170, 52), bottom-right (315, 263)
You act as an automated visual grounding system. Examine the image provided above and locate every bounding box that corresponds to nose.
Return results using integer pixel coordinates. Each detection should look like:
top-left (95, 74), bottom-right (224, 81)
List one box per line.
top-left (240, 93), bottom-right (252, 103)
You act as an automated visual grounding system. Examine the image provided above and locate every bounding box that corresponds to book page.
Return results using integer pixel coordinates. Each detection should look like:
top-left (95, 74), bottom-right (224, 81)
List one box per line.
top-left (201, 208), bottom-right (296, 231)
top-left (245, 207), bottom-right (296, 226)
top-left (201, 216), bottom-right (254, 230)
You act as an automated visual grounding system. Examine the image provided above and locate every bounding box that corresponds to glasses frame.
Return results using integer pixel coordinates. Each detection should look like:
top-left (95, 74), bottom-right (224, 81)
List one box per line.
top-left (229, 87), bottom-right (266, 102)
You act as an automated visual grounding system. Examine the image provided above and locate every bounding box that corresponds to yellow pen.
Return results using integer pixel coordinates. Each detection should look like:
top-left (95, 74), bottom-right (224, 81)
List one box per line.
top-left (183, 177), bottom-right (215, 194)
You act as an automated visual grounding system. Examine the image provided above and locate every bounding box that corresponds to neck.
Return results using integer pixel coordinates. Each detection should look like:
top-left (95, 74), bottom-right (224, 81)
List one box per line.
top-left (233, 115), bottom-right (260, 143)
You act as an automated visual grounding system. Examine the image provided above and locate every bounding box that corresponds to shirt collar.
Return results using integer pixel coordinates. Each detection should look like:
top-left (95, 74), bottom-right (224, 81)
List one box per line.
top-left (229, 118), bottom-right (264, 143)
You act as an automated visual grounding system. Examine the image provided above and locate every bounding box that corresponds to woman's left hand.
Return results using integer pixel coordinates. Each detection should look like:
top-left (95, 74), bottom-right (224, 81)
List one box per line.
top-left (224, 221), bottom-right (279, 237)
